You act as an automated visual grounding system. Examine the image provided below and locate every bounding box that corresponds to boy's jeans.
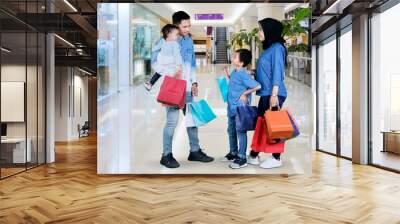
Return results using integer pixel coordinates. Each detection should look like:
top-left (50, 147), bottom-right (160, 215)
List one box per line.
top-left (227, 115), bottom-right (247, 159)
top-left (162, 92), bottom-right (200, 156)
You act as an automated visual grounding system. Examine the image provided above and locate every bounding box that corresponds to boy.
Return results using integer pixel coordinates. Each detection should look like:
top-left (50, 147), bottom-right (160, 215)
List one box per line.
top-left (144, 24), bottom-right (182, 90)
top-left (221, 49), bottom-right (261, 169)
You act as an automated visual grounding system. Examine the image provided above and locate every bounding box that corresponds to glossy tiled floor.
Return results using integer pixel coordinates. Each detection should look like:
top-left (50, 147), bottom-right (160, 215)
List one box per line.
top-left (98, 60), bottom-right (314, 174)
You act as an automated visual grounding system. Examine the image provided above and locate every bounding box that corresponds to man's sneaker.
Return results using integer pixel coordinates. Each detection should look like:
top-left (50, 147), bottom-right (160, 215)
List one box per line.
top-left (247, 155), bottom-right (260, 165)
top-left (144, 82), bottom-right (152, 91)
top-left (188, 149), bottom-right (214, 162)
top-left (259, 156), bottom-right (282, 169)
top-left (221, 153), bottom-right (237, 162)
top-left (160, 153), bottom-right (180, 168)
top-left (229, 157), bottom-right (248, 169)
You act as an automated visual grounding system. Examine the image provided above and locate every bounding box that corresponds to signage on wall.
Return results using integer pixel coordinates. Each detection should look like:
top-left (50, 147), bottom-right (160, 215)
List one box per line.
top-left (195, 13), bottom-right (224, 20)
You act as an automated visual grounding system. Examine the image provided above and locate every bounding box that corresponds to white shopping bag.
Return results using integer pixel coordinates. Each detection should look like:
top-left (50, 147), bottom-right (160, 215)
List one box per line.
top-left (184, 103), bottom-right (196, 127)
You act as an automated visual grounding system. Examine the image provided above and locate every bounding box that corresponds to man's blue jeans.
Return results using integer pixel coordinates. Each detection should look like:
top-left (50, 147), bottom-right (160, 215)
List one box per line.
top-left (163, 104), bottom-right (200, 156)
top-left (227, 115), bottom-right (247, 159)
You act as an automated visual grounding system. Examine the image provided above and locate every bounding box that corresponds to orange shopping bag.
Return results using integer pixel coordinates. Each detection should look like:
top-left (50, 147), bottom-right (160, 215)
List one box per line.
top-left (264, 107), bottom-right (293, 140)
top-left (251, 117), bottom-right (285, 153)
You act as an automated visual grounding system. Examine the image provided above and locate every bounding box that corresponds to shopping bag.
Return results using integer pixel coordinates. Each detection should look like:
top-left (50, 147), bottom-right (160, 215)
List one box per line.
top-left (184, 104), bottom-right (196, 127)
top-left (235, 105), bottom-right (258, 131)
top-left (189, 99), bottom-right (217, 127)
top-left (264, 108), bottom-right (293, 140)
top-left (216, 76), bottom-right (228, 103)
top-left (286, 109), bottom-right (300, 139)
top-left (157, 76), bottom-right (186, 108)
top-left (251, 117), bottom-right (285, 153)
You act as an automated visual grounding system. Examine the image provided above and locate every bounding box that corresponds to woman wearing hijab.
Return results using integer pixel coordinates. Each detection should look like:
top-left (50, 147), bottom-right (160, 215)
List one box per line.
top-left (248, 18), bottom-right (288, 169)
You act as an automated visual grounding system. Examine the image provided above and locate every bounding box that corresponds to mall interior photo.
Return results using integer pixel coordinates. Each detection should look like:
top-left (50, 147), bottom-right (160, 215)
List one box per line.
top-left (1, 0), bottom-right (400, 223)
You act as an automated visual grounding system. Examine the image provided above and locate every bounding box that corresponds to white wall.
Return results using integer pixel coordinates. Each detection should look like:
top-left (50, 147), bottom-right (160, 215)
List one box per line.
top-left (55, 67), bottom-right (89, 141)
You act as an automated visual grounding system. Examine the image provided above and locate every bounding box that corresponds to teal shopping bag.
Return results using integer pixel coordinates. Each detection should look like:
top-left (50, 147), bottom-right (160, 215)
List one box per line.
top-left (216, 76), bottom-right (228, 103)
top-left (189, 99), bottom-right (217, 127)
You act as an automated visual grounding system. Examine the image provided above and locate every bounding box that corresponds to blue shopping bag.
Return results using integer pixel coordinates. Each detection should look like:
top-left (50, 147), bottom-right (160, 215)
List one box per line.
top-left (235, 105), bottom-right (258, 131)
top-left (216, 76), bottom-right (228, 103)
top-left (287, 110), bottom-right (300, 139)
top-left (189, 99), bottom-right (217, 127)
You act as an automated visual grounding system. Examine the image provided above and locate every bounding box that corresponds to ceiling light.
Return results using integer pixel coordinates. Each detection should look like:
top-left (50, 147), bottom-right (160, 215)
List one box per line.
top-left (54, 34), bottom-right (75, 48)
top-left (78, 67), bottom-right (93, 76)
top-left (1, 47), bottom-right (11, 53)
top-left (63, 0), bottom-right (78, 12)
top-left (323, 0), bottom-right (354, 14)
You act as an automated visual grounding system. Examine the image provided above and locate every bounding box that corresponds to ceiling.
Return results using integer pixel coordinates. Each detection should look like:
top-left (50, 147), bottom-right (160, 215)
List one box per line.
top-left (140, 3), bottom-right (306, 37)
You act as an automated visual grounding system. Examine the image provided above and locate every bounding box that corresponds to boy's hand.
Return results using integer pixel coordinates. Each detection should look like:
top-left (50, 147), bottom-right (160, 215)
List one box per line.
top-left (239, 94), bottom-right (248, 102)
top-left (192, 83), bottom-right (198, 96)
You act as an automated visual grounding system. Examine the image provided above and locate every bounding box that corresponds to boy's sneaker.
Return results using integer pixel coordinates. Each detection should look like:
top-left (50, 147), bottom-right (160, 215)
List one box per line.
top-left (144, 82), bottom-right (152, 91)
top-left (221, 153), bottom-right (237, 162)
top-left (247, 155), bottom-right (260, 165)
top-left (188, 149), bottom-right (214, 162)
top-left (259, 156), bottom-right (282, 169)
top-left (160, 153), bottom-right (180, 168)
top-left (229, 157), bottom-right (248, 169)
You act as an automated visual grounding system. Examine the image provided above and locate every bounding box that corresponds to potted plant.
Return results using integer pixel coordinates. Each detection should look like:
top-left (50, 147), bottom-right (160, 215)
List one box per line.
top-left (283, 8), bottom-right (311, 73)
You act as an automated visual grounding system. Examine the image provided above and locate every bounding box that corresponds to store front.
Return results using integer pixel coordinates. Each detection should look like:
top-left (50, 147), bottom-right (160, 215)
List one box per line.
top-left (314, 0), bottom-right (400, 172)
top-left (316, 26), bottom-right (352, 159)
top-left (369, 2), bottom-right (400, 172)
top-left (130, 4), bottom-right (160, 84)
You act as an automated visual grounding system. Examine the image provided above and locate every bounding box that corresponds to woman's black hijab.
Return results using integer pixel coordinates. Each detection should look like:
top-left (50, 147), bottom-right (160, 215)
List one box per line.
top-left (258, 18), bottom-right (287, 65)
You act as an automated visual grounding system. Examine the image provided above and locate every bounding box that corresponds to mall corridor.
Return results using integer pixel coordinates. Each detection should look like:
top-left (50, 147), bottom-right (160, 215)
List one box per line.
top-left (98, 61), bottom-right (312, 175)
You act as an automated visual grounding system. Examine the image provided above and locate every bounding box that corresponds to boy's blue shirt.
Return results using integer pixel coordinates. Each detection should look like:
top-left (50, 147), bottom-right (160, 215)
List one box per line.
top-left (227, 67), bottom-right (259, 117)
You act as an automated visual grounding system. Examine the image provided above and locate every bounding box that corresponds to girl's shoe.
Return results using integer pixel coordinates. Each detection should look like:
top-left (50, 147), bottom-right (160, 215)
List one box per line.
top-left (247, 155), bottom-right (260, 165)
top-left (229, 158), bottom-right (248, 169)
top-left (221, 153), bottom-right (237, 162)
top-left (144, 82), bottom-right (152, 91)
top-left (259, 156), bottom-right (282, 169)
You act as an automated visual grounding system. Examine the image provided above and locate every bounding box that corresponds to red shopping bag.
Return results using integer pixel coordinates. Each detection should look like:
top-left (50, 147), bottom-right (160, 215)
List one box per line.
top-left (264, 108), bottom-right (293, 140)
top-left (251, 117), bottom-right (285, 153)
top-left (157, 76), bottom-right (186, 109)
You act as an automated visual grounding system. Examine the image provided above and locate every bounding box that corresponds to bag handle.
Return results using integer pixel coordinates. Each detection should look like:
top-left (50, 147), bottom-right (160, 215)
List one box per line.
top-left (268, 104), bottom-right (280, 111)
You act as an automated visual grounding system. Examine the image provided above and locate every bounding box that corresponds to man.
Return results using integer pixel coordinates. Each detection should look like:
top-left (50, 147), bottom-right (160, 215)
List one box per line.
top-left (152, 11), bottom-right (214, 168)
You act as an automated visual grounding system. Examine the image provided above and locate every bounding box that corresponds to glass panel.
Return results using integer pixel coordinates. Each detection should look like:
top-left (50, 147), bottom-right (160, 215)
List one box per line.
top-left (1, 30), bottom-right (27, 177)
top-left (97, 3), bottom-right (119, 99)
top-left (318, 37), bottom-right (337, 154)
top-left (27, 30), bottom-right (38, 169)
top-left (340, 29), bottom-right (352, 158)
top-left (38, 32), bottom-right (45, 165)
top-left (130, 4), bottom-right (160, 83)
top-left (371, 3), bottom-right (400, 171)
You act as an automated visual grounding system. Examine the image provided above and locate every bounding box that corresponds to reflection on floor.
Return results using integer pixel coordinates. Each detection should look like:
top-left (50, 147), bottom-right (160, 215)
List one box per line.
top-left (373, 150), bottom-right (400, 171)
top-left (98, 61), bottom-right (314, 174)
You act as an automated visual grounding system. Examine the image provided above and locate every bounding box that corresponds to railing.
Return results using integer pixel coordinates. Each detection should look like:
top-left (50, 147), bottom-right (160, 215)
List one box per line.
top-left (286, 55), bottom-right (312, 87)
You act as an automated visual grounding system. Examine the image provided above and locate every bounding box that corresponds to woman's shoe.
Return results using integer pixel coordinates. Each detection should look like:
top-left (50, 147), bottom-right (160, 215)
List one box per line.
top-left (247, 155), bottom-right (260, 165)
top-left (259, 156), bottom-right (282, 169)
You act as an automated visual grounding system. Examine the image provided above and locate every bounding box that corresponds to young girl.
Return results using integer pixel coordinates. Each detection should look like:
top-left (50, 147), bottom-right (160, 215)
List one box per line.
top-left (144, 24), bottom-right (182, 91)
top-left (221, 49), bottom-right (261, 169)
